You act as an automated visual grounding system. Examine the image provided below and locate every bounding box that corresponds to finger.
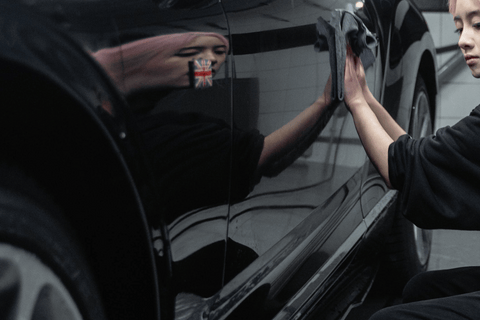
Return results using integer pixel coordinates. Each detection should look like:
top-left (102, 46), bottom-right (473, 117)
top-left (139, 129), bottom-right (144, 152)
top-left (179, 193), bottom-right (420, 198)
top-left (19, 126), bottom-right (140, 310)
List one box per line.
top-left (345, 48), bottom-right (353, 66)
top-left (354, 55), bottom-right (362, 69)
top-left (352, 56), bottom-right (363, 75)
top-left (358, 55), bottom-right (366, 69)
top-left (345, 51), bottom-right (356, 76)
top-left (344, 53), bottom-right (352, 78)
top-left (344, 57), bottom-right (356, 86)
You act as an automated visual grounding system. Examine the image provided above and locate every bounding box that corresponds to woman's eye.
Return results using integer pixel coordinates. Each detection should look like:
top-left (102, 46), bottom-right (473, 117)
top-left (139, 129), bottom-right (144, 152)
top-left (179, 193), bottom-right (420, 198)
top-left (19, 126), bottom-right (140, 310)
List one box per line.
top-left (454, 28), bottom-right (463, 35)
top-left (175, 51), bottom-right (200, 57)
top-left (215, 50), bottom-right (226, 55)
top-left (474, 23), bottom-right (480, 30)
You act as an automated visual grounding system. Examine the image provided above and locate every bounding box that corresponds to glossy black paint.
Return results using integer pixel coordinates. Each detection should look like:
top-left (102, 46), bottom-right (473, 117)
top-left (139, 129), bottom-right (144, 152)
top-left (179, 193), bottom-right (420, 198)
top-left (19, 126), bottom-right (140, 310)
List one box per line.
top-left (0, 2), bottom-right (161, 319)
top-left (0, 0), bottom-right (437, 319)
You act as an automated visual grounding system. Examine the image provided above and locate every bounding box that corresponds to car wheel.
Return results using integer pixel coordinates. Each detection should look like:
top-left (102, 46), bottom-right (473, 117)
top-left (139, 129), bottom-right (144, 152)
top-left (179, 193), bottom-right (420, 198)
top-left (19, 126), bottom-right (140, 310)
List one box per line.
top-left (383, 74), bottom-right (433, 289)
top-left (0, 164), bottom-right (106, 320)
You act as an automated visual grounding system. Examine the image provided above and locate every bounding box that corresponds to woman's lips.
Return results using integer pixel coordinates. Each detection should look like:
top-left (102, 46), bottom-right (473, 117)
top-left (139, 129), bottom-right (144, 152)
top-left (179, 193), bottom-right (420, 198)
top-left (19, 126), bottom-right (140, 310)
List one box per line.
top-left (465, 55), bottom-right (479, 66)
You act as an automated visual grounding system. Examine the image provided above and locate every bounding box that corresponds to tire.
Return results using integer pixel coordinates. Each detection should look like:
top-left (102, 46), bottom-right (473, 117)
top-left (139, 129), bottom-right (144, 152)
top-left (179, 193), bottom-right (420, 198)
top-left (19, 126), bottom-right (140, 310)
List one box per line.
top-left (0, 164), bottom-right (106, 320)
top-left (383, 74), bottom-right (433, 289)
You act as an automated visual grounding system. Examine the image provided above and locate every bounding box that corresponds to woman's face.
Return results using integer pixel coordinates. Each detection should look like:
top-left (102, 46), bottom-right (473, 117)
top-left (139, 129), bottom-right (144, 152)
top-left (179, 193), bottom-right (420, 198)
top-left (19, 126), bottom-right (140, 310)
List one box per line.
top-left (454, 0), bottom-right (480, 77)
top-left (155, 36), bottom-right (228, 87)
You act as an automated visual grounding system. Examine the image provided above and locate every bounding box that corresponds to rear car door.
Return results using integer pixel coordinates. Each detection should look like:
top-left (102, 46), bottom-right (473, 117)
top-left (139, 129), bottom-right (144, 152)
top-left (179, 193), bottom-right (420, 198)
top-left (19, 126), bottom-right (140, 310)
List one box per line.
top-left (105, 0), bottom-right (234, 314)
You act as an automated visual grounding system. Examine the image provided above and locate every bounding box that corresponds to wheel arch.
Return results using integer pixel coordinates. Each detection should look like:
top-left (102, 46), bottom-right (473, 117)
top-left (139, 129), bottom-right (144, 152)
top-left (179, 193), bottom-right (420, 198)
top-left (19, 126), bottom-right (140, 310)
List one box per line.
top-left (417, 49), bottom-right (438, 126)
top-left (0, 61), bottom-right (161, 320)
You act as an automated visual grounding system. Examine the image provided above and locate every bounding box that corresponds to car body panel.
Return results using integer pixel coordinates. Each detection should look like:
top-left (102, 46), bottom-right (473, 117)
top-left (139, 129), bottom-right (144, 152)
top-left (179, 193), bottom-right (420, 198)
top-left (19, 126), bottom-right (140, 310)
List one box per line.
top-left (0, 0), bottom-right (437, 319)
top-left (220, 1), bottom-right (372, 317)
top-left (0, 2), bottom-right (162, 319)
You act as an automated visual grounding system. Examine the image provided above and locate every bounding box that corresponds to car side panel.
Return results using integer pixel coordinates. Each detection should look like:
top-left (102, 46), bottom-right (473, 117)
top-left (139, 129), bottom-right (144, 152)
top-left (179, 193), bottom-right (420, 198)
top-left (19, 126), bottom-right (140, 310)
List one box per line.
top-left (218, 0), bottom-right (374, 318)
top-left (0, 2), bottom-right (161, 319)
top-left (360, 0), bottom-right (437, 218)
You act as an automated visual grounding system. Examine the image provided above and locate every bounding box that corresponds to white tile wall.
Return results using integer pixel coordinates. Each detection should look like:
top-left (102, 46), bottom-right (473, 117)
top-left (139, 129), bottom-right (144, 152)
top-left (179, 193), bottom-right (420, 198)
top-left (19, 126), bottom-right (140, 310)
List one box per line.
top-left (423, 10), bottom-right (480, 276)
top-left (424, 12), bottom-right (458, 67)
top-left (423, 12), bottom-right (480, 130)
top-left (438, 66), bottom-right (480, 128)
top-left (236, 46), bottom-right (329, 136)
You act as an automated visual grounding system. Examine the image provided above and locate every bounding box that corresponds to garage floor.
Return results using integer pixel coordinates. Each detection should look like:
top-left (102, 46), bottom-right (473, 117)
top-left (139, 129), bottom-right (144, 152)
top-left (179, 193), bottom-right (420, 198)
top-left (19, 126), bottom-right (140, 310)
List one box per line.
top-left (428, 229), bottom-right (480, 271)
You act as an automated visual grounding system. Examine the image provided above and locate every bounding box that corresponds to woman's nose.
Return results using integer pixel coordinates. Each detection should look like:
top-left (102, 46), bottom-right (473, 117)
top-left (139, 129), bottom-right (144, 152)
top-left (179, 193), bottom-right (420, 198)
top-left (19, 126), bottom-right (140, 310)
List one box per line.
top-left (202, 50), bottom-right (217, 65)
top-left (458, 28), bottom-right (474, 51)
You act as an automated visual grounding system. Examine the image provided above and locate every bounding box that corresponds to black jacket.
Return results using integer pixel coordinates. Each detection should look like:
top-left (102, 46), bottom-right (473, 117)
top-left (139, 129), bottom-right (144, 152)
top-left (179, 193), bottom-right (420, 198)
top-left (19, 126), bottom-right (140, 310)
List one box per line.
top-left (389, 105), bottom-right (480, 230)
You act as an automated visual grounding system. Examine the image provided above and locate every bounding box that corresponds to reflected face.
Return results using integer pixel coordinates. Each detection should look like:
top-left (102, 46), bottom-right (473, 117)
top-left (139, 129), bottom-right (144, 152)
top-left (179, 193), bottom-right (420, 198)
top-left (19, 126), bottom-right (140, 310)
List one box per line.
top-left (159, 36), bottom-right (228, 87)
top-left (454, 0), bottom-right (480, 77)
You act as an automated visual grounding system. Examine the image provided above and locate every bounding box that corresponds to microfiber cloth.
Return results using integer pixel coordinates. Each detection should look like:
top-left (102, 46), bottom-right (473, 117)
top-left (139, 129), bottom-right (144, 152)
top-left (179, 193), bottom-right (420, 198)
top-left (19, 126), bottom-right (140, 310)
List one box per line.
top-left (315, 10), bottom-right (378, 101)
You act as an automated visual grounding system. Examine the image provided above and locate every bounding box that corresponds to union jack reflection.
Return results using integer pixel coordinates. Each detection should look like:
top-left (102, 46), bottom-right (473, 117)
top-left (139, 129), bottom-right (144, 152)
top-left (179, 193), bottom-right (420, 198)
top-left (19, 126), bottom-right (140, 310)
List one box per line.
top-left (192, 58), bottom-right (213, 89)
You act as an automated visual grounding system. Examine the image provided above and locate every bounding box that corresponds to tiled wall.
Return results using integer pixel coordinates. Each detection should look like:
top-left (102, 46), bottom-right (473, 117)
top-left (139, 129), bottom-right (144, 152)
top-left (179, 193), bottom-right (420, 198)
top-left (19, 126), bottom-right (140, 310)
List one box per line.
top-left (423, 12), bottom-right (479, 130)
top-left (234, 48), bottom-right (330, 136)
top-left (233, 45), bottom-right (371, 168)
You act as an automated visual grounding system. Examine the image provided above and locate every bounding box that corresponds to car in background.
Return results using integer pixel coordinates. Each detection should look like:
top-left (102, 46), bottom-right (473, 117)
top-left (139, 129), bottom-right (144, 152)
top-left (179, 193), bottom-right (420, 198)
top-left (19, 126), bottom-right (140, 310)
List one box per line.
top-left (0, 0), bottom-right (437, 319)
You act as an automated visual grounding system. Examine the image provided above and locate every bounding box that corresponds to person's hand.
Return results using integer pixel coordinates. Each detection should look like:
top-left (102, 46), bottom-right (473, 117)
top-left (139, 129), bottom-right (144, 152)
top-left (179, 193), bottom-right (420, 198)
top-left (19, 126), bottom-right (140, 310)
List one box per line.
top-left (322, 74), bottom-right (332, 106)
top-left (351, 49), bottom-right (368, 95)
top-left (344, 47), bottom-right (366, 110)
top-left (314, 74), bottom-right (332, 107)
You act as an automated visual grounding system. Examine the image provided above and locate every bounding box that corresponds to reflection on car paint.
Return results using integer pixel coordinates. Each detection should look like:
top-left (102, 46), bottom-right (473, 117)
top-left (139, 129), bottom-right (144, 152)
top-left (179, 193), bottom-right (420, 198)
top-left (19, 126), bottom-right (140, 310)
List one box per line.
top-left (3, 0), bottom-right (438, 318)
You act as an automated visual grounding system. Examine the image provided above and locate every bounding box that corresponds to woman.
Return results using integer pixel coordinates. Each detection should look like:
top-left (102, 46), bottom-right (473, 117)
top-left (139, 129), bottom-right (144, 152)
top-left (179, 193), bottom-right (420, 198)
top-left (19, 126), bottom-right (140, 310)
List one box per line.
top-left (94, 32), bottom-right (334, 220)
top-left (344, 0), bottom-right (480, 318)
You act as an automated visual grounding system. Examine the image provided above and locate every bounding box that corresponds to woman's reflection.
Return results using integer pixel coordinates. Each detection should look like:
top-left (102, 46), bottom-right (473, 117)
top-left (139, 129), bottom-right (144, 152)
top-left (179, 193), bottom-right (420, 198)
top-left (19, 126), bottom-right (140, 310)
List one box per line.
top-left (95, 32), bottom-right (261, 221)
top-left (93, 32), bottom-right (228, 94)
top-left (93, 32), bottom-right (334, 219)
top-left (94, 33), bottom-right (262, 298)
top-left (93, 32), bottom-right (335, 298)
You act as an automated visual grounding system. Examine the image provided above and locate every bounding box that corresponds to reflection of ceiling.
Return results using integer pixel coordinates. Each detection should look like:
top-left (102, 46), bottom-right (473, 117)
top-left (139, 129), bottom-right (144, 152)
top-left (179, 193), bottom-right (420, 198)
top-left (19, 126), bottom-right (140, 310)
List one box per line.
top-left (33, 0), bottom-right (354, 32)
top-left (111, 0), bottom-right (225, 29)
top-left (32, 0), bottom-right (226, 34)
top-left (30, 0), bottom-right (360, 42)
top-left (225, 0), bottom-right (357, 34)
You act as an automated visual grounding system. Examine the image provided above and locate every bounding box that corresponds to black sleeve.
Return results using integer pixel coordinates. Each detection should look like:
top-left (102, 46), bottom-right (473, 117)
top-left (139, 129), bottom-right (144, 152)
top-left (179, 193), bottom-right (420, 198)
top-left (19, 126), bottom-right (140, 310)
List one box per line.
top-left (137, 111), bottom-right (264, 221)
top-left (388, 105), bottom-right (480, 230)
top-left (230, 126), bottom-right (265, 203)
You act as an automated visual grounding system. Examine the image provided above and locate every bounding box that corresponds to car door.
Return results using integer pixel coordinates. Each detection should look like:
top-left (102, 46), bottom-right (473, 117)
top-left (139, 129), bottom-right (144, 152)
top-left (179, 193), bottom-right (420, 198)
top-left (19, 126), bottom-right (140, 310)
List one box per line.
top-left (103, 0), bottom-right (235, 316)
top-left (213, 0), bottom-right (378, 318)
top-left (72, 0), bottom-right (381, 318)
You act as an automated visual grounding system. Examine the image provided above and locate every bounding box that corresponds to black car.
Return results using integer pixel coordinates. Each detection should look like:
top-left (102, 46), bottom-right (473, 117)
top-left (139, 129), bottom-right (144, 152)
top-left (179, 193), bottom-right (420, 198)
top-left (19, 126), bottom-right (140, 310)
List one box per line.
top-left (0, 0), bottom-right (437, 319)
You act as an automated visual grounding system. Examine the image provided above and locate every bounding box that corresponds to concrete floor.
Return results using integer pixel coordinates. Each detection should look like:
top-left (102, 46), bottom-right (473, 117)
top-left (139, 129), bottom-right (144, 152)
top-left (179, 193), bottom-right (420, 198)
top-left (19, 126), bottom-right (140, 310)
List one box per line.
top-left (428, 229), bottom-right (480, 271)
